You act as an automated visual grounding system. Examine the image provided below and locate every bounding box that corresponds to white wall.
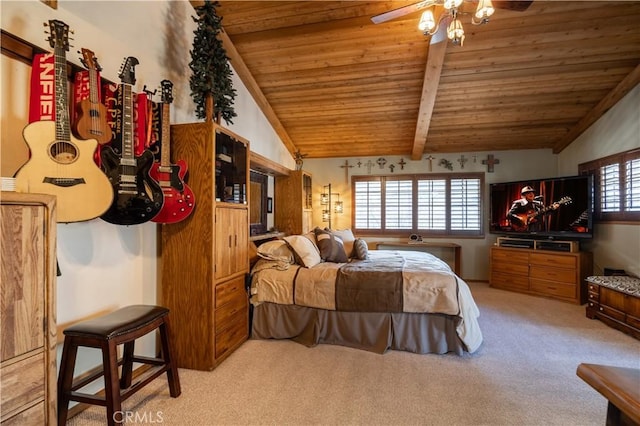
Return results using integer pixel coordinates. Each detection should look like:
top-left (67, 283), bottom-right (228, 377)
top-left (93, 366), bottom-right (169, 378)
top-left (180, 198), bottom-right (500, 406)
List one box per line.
top-left (0, 0), bottom-right (291, 377)
top-left (557, 84), bottom-right (640, 277)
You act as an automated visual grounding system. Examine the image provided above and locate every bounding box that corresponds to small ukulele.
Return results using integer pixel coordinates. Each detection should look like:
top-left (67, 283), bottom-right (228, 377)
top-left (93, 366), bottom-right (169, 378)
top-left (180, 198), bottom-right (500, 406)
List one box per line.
top-left (100, 57), bottom-right (164, 225)
top-left (150, 80), bottom-right (196, 224)
top-left (74, 48), bottom-right (113, 144)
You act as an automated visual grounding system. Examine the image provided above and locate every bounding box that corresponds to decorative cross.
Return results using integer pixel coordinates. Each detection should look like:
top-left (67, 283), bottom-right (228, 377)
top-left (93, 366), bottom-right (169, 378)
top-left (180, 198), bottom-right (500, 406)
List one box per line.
top-left (357, 160), bottom-right (362, 168)
top-left (339, 159), bottom-right (354, 184)
top-left (398, 158), bottom-right (406, 170)
top-left (457, 155), bottom-right (468, 169)
top-left (365, 160), bottom-right (375, 174)
top-left (482, 154), bottom-right (500, 173)
top-left (389, 164), bottom-right (395, 173)
top-left (377, 157), bottom-right (387, 169)
top-left (425, 155), bottom-right (436, 172)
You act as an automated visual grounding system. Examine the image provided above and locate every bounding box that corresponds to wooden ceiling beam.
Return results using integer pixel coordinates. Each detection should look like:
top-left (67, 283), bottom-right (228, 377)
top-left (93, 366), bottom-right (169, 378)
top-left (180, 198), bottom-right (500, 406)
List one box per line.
top-left (411, 39), bottom-right (447, 160)
top-left (553, 63), bottom-right (640, 153)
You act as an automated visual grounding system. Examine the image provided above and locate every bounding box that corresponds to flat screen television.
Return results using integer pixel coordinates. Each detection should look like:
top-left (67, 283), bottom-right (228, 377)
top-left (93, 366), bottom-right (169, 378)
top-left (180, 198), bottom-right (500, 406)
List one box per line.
top-left (489, 175), bottom-right (594, 240)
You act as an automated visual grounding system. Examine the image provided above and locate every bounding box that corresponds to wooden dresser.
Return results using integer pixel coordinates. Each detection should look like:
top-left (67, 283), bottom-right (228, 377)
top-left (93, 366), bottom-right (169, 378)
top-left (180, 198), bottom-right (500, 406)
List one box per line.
top-left (586, 276), bottom-right (640, 339)
top-left (490, 246), bottom-right (592, 304)
top-left (0, 192), bottom-right (57, 424)
top-left (161, 122), bottom-right (249, 371)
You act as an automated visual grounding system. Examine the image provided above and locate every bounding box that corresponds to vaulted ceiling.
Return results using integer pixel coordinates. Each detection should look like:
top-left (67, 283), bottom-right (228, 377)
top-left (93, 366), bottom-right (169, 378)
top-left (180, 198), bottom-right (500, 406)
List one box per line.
top-left (195, 1), bottom-right (640, 160)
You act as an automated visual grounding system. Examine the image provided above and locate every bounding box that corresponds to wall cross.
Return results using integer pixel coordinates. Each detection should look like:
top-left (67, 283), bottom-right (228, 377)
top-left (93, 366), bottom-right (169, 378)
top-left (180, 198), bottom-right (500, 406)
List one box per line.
top-left (339, 160), bottom-right (354, 183)
top-left (482, 154), bottom-right (500, 172)
top-left (425, 155), bottom-right (435, 172)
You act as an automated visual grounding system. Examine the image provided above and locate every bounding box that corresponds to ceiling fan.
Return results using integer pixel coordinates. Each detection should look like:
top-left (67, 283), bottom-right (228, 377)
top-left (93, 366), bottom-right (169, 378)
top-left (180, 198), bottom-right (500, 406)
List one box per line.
top-left (371, 0), bottom-right (533, 46)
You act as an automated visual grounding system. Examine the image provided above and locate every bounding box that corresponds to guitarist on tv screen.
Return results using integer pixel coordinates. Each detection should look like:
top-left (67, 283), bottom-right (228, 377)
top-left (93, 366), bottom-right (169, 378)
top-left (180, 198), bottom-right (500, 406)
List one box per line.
top-left (507, 186), bottom-right (570, 232)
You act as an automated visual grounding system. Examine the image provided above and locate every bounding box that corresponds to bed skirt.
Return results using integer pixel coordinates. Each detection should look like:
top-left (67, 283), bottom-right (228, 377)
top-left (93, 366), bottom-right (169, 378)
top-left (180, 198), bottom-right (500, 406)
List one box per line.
top-left (251, 302), bottom-right (466, 355)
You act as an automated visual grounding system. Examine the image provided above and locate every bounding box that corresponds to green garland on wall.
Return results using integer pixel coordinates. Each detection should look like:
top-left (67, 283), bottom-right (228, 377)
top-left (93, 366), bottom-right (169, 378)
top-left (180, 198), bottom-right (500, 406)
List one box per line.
top-left (189, 0), bottom-right (237, 124)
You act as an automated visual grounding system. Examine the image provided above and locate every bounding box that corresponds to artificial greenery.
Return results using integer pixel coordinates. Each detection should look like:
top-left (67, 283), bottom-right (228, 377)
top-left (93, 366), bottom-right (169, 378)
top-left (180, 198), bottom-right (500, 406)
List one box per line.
top-left (189, 0), bottom-right (237, 124)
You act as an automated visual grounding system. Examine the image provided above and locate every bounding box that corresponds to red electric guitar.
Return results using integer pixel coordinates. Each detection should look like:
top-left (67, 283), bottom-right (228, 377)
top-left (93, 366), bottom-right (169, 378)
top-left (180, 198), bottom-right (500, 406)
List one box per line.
top-left (150, 80), bottom-right (195, 223)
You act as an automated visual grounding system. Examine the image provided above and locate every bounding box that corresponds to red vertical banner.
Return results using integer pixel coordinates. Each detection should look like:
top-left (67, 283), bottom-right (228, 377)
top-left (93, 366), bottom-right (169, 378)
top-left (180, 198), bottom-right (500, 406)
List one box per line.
top-left (29, 53), bottom-right (55, 123)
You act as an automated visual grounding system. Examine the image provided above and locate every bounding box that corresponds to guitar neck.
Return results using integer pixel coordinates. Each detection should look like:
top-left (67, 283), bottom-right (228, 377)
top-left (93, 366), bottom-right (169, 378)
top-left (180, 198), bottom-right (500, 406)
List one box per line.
top-left (121, 83), bottom-right (135, 162)
top-left (54, 44), bottom-right (70, 142)
top-left (159, 102), bottom-right (171, 168)
top-left (88, 67), bottom-right (100, 104)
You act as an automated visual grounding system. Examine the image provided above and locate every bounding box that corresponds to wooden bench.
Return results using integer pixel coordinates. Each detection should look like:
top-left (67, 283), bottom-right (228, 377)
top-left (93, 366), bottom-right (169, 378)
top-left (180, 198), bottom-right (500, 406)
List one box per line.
top-left (576, 363), bottom-right (640, 426)
top-left (57, 305), bottom-right (181, 425)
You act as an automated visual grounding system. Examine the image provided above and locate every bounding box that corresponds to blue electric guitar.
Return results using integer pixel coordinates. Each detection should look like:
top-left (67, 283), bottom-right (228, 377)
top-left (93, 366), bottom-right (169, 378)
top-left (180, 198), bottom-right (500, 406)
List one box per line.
top-left (100, 57), bottom-right (163, 225)
top-left (14, 20), bottom-right (113, 222)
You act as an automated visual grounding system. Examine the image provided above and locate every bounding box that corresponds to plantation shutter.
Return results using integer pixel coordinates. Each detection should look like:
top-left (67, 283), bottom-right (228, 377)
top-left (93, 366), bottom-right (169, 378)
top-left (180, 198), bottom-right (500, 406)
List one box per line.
top-left (354, 180), bottom-right (382, 229)
top-left (385, 179), bottom-right (413, 229)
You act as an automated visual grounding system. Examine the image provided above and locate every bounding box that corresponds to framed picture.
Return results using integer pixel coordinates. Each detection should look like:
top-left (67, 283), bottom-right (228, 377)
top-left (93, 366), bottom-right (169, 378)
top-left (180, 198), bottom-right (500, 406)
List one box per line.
top-left (267, 197), bottom-right (273, 213)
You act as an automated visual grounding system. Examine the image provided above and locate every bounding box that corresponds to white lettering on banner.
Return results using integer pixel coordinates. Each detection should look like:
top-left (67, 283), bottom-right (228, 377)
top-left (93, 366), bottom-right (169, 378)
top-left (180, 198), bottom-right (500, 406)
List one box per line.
top-left (38, 54), bottom-right (55, 120)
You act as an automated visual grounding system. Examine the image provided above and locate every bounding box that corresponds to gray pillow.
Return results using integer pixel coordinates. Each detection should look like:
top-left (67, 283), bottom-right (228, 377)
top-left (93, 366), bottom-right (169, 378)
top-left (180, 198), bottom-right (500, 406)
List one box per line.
top-left (314, 227), bottom-right (348, 263)
top-left (353, 238), bottom-right (369, 260)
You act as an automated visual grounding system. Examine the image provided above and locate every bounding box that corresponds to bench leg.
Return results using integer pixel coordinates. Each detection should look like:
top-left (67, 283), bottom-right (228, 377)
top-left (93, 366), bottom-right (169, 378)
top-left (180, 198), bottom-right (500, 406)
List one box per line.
top-left (57, 337), bottom-right (79, 425)
top-left (103, 340), bottom-right (123, 426)
top-left (159, 318), bottom-right (181, 397)
top-left (120, 340), bottom-right (135, 389)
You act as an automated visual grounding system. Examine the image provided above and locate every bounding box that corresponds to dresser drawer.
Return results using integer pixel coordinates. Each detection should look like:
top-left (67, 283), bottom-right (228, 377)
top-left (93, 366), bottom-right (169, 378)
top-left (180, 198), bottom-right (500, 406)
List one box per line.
top-left (626, 314), bottom-right (640, 330)
top-left (491, 261), bottom-right (529, 276)
top-left (530, 279), bottom-right (576, 299)
top-left (529, 253), bottom-right (576, 268)
top-left (0, 352), bottom-right (45, 420)
top-left (599, 304), bottom-right (626, 322)
top-left (215, 312), bottom-right (247, 359)
top-left (1, 400), bottom-right (45, 425)
top-left (492, 249), bottom-right (529, 264)
top-left (215, 293), bottom-right (247, 333)
top-left (529, 266), bottom-right (576, 284)
top-left (215, 276), bottom-right (246, 308)
top-left (587, 291), bottom-right (599, 303)
top-left (491, 271), bottom-right (529, 291)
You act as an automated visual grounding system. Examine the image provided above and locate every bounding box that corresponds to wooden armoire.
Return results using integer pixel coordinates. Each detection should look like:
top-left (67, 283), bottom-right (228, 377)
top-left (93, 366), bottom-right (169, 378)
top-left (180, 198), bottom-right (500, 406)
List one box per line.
top-left (275, 170), bottom-right (313, 235)
top-left (0, 192), bottom-right (57, 424)
top-left (160, 122), bottom-right (249, 371)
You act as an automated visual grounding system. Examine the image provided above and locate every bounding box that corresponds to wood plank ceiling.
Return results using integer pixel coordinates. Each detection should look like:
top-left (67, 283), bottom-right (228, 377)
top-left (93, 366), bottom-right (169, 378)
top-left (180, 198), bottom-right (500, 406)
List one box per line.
top-left (203, 1), bottom-right (640, 160)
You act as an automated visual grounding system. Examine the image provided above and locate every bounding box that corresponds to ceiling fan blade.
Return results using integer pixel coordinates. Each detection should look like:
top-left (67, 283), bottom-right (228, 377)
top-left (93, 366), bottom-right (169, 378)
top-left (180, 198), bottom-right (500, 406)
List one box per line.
top-left (371, 0), bottom-right (437, 24)
top-left (493, 0), bottom-right (534, 12)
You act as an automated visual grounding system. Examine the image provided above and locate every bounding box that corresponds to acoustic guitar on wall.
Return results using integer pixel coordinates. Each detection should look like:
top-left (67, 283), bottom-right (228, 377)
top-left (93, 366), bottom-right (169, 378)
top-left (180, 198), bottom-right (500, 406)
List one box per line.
top-left (150, 80), bottom-right (196, 224)
top-left (100, 56), bottom-right (164, 225)
top-left (14, 20), bottom-right (114, 223)
top-left (74, 48), bottom-right (113, 145)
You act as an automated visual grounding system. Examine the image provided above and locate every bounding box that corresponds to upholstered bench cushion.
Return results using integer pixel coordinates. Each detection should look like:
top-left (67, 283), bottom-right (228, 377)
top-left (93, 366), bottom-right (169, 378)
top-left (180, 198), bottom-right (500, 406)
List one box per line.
top-left (63, 305), bottom-right (169, 340)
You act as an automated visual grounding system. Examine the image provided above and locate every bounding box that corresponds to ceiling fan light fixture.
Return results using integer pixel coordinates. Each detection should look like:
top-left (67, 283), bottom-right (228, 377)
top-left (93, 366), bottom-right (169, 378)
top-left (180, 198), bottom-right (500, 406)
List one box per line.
top-left (443, 0), bottom-right (463, 10)
top-left (447, 17), bottom-right (465, 46)
top-left (473, 0), bottom-right (495, 24)
top-left (418, 9), bottom-right (436, 33)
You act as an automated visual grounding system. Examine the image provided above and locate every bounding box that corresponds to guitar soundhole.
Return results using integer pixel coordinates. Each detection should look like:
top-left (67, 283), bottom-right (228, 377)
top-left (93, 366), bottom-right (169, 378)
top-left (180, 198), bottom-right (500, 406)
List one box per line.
top-left (49, 141), bottom-right (78, 164)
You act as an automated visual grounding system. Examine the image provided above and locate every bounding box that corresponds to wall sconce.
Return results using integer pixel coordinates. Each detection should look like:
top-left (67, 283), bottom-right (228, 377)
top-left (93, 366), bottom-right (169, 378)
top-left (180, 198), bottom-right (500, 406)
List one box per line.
top-left (321, 183), bottom-right (342, 229)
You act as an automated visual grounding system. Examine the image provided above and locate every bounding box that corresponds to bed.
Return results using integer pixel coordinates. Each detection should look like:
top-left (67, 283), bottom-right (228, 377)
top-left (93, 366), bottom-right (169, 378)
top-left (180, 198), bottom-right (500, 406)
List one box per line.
top-left (248, 231), bottom-right (483, 355)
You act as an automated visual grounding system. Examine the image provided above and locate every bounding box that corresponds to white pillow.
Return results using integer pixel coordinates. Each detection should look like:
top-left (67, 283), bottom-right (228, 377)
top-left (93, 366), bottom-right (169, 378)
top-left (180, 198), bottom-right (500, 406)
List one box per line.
top-left (329, 228), bottom-right (356, 258)
top-left (256, 240), bottom-right (295, 263)
top-left (283, 235), bottom-right (322, 268)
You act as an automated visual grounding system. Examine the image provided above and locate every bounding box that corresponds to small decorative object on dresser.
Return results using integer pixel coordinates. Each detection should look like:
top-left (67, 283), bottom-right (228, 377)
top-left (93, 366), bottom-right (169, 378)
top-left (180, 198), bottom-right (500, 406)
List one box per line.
top-left (585, 275), bottom-right (640, 339)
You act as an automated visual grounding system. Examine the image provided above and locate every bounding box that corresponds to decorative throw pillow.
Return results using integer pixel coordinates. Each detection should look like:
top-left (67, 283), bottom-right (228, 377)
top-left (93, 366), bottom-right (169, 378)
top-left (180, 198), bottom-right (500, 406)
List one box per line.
top-left (328, 228), bottom-right (356, 258)
top-left (314, 227), bottom-right (348, 263)
top-left (283, 235), bottom-right (322, 268)
top-left (256, 240), bottom-right (295, 264)
top-left (353, 238), bottom-right (369, 260)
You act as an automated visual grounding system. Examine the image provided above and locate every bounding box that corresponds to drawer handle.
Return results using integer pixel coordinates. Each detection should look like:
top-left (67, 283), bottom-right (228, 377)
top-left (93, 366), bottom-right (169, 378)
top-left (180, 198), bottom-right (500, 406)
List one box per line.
top-left (599, 307), bottom-right (603, 311)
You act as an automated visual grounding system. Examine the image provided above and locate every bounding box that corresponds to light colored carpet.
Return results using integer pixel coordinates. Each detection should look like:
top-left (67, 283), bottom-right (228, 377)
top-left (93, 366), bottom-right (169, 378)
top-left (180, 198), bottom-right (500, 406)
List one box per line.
top-left (68, 282), bottom-right (640, 425)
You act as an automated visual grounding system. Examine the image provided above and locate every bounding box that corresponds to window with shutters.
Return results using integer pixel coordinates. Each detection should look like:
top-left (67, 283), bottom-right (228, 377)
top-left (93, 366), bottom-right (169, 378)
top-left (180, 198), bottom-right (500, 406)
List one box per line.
top-left (352, 173), bottom-right (484, 237)
top-left (579, 148), bottom-right (640, 222)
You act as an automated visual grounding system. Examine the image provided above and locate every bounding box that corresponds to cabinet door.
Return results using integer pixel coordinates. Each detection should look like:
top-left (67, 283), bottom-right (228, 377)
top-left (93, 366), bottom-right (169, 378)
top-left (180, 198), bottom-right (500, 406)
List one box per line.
top-left (1, 204), bottom-right (45, 361)
top-left (215, 207), bottom-right (248, 280)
